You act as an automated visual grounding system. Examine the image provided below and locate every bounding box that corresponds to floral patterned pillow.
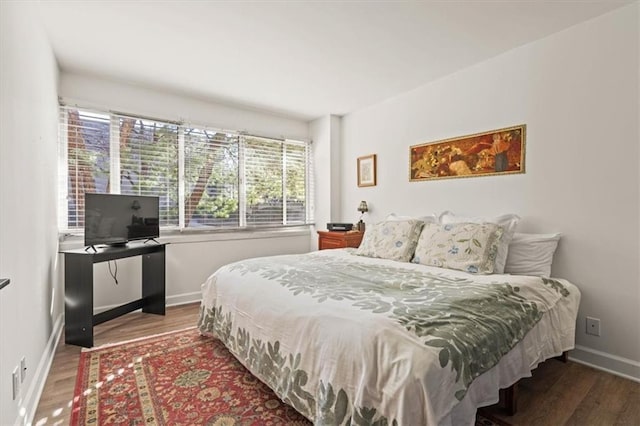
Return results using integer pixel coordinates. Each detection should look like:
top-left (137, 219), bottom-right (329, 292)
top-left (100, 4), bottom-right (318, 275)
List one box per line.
top-left (354, 219), bottom-right (424, 262)
top-left (412, 222), bottom-right (504, 274)
top-left (438, 211), bottom-right (519, 274)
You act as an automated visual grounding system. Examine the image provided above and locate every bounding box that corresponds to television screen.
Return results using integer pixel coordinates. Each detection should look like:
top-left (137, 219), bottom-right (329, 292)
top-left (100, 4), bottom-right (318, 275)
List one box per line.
top-left (84, 193), bottom-right (160, 247)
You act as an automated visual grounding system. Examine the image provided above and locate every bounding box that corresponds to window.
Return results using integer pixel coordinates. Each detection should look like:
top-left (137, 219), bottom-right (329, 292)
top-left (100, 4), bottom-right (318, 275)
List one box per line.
top-left (118, 116), bottom-right (179, 227)
top-left (59, 106), bottom-right (313, 233)
top-left (183, 128), bottom-right (239, 228)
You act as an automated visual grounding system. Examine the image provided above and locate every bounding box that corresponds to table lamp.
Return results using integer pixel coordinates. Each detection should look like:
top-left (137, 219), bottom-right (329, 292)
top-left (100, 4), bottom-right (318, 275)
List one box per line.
top-left (357, 201), bottom-right (368, 232)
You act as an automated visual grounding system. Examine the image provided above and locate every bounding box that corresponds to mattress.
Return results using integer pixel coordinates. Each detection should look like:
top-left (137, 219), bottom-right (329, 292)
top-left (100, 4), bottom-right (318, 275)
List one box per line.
top-left (197, 248), bottom-right (580, 425)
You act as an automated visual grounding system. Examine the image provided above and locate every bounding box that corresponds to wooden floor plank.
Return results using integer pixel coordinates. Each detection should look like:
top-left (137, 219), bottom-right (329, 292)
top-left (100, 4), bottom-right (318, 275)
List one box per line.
top-left (532, 362), bottom-right (599, 425)
top-left (509, 358), bottom-right (568, 413)
top-left (32, 303), bottom-right (640, 425)
top-left (615, 384), bottom-right (640, 426)
top-left (565, 373), bottom-right (634, 425)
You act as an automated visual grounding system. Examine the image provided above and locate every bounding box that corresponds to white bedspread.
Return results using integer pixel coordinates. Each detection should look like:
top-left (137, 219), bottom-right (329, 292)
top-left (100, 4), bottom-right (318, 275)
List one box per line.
top-left (198, 248), bottom-right (580, 425)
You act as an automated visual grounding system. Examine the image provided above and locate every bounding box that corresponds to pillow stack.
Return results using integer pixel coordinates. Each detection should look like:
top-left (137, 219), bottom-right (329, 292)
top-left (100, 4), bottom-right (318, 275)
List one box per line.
top-left (353, 211), bottom-right (560, 277)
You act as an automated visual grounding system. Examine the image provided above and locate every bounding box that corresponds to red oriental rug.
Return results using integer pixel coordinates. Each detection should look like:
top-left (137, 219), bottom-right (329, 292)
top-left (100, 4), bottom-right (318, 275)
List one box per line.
top-left (71, 327), bottom-right (506, 425)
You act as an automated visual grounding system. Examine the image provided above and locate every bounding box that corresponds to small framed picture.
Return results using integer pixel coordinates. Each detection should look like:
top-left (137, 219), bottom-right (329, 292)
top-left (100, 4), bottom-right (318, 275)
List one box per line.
top-left (357, 154), bottom-right (377, 187)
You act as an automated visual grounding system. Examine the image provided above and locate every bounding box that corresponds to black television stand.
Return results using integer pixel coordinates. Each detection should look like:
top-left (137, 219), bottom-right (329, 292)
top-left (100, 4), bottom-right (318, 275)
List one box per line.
top-left (143, 238), bottom-right (160, 244)
top-left (61, 242), bottom-right (167, 347)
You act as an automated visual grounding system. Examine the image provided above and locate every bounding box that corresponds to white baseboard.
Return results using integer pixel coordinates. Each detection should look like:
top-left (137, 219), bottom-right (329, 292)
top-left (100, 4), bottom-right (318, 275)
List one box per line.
top-left (20, 314), bottom-right (64, 426)
top-left (94, 292), bottom-right (201, 314)
top-left (166, 291), bottom-right (201, 307)
top-left (569, 345), bottom-right (640, 383)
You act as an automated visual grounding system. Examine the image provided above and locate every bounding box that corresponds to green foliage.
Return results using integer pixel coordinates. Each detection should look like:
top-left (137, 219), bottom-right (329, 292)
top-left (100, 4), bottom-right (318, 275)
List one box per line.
top-left (69, 109), bottom-right (308, 228)
top-left (184, 129), bottom-right (239, 224)
top-left (542, 277), bottom-right (571, 297)
top-left (119, 120), bottom-right (179, 224)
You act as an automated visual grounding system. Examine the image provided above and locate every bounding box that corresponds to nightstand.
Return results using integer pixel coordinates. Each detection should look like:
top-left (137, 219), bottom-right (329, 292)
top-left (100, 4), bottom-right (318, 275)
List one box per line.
top-left (317, 231), bottom-right (364, 250)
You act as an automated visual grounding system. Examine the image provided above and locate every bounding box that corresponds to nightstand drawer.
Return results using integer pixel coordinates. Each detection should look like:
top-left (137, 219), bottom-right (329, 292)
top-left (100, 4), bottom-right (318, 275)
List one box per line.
top-left (317, 231), bottom-right (364, 250)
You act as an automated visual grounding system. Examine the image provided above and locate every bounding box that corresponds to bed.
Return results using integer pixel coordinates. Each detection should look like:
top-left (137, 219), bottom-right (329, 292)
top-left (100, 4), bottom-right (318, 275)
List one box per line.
top-left (197, 218), bottom-right (580, 425)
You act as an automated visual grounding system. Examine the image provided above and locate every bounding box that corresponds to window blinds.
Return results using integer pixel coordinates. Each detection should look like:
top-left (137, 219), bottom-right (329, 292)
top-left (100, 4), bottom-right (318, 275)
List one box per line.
top-left (60, 107), bottom-right (180, 229)
top-left (59, 105), bottom-right (313, 232)
top-left (285, 142), bottom-right (308, 225)
top-left (62, 108), bottom-right (111, 228)
top-left (183, 127), bottom-right (239, 228)
top-left (244, 136), bottom-right (284, 226)
top-left (117, 115), bottom-right (179, 227)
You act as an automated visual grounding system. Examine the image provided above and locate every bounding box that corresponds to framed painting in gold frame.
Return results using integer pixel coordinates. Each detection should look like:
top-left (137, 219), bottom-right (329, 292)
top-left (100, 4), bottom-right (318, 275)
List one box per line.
top-left (409, 125), bottom-right (526, 182)
top-left (357, 154), bottom-right (377, 187)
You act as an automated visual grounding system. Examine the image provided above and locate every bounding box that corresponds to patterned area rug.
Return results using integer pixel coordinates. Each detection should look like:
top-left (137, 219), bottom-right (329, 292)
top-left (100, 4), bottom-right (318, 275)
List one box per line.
top-left (71, 327), bottom-right (506, 425)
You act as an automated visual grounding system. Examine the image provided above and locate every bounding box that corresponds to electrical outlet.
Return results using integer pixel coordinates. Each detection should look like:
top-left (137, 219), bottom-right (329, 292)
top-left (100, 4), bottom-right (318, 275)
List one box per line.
top-left (586, 317), bottom-right (601, 336)
top-left (20, 357), bottom-right (26, 383)
top-left (12, 367), bottom-right (19, 400)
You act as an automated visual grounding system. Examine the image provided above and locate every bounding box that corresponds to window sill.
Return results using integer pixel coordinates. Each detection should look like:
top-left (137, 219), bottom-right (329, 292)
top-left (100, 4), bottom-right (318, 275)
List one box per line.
top-left (58, 225), bottom-right (312, 251)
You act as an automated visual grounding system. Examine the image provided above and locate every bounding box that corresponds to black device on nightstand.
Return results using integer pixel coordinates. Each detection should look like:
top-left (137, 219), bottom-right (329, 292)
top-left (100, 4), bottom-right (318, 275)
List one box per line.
top-left (327, 223), bottom-right (354, 231)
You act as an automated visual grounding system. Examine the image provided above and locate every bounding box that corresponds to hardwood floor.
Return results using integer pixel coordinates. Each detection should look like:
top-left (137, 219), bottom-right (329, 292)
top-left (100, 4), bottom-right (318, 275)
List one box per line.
top-left (483, 360), bottom-right (640, 425)
top-left (33, 303), bottom-right (639, 425)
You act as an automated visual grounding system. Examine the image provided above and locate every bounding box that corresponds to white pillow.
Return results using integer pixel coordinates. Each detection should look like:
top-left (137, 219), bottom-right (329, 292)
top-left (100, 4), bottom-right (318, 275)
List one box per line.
top-left (386, 213), bottom-right (438, 224)
top-left (354, 219), bottom-right (424, 262)
top-left (439, 211), bottom-right (520, 274)
top-left (412, 222), bottom-right (503, 274)
top-left (505, 233), bottom-right (561, 277)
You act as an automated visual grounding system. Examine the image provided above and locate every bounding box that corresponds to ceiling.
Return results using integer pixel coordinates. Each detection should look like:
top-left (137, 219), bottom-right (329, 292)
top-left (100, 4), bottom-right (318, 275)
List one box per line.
top-left (37, 1), bottom-right (632, 121)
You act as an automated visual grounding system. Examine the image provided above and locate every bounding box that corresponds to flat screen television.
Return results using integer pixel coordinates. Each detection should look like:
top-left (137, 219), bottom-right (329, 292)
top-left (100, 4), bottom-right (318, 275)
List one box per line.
top-left (84, 193), bottom-right (160, 247)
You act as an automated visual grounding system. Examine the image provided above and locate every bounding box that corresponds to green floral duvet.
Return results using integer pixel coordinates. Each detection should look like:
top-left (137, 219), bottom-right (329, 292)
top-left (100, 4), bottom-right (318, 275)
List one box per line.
top-left (197, 249), bottom-right (579, 425)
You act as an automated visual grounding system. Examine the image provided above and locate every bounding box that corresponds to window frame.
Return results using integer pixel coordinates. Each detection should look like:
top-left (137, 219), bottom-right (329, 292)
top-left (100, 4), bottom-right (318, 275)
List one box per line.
top-left (58, 105), bottom-right (314, 237)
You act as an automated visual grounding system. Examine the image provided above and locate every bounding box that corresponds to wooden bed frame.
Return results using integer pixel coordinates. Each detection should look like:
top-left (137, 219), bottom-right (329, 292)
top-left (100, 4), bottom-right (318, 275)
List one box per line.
top-left (499, 351), bottom-right (568, 415)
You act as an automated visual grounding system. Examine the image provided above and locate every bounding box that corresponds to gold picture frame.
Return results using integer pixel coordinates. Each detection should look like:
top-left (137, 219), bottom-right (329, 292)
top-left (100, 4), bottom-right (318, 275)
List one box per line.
top-left (357, 154), bottom-right (377, 187)
top-left (409, 125), bottom-right (526, 182)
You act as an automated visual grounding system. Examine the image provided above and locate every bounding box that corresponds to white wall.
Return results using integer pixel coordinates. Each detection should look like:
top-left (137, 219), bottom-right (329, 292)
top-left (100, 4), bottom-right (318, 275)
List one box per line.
top-left (329, 115), bottom-right (343, 221)
top-left (60, 73), bottom-right (308, 141)
top-left (309, 115), bottom-right (343, 250)
top-left (340, 4), bottom-right (639, 379)
top-left (0, 2), bottom-right (61, 424)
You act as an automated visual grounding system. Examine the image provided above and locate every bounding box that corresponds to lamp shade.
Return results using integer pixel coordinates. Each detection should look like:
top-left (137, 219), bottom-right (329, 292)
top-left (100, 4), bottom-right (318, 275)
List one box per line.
top-left (357, 201), bottom-right (368, 213)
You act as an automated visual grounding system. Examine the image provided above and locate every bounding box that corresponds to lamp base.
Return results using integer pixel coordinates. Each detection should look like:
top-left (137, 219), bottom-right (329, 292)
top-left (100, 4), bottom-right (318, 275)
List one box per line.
top-left (356, 220), bottom-right (366, 232)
